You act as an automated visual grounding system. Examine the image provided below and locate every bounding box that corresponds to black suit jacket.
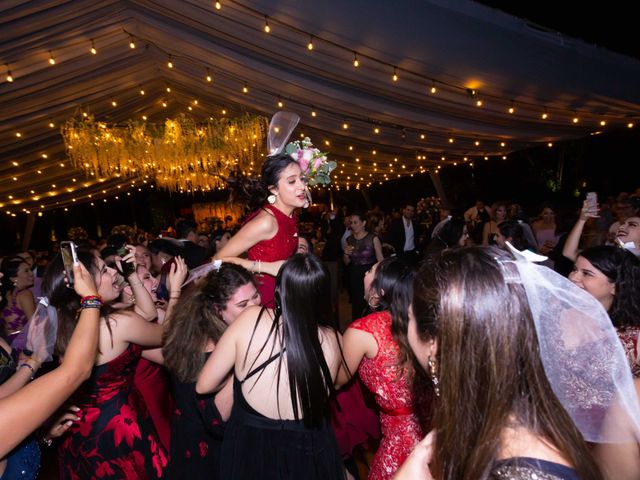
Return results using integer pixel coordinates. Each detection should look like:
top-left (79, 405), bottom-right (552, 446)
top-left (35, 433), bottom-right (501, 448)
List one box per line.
top-left (387, 218), bottom-right (421, 255)
top-left (178, 240), bottom-right (206, 269)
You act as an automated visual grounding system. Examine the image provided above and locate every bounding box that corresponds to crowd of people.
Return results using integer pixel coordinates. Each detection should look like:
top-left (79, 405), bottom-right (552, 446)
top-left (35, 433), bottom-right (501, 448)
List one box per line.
top-left (1, 119), bottom-right (640, 479)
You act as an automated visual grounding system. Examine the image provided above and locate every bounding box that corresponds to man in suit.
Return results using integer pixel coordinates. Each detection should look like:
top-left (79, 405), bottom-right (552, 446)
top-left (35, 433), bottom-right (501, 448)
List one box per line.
top-left (387, 203), bottom-right (421, 265)
top-left (175, 220), bottom-right (206, 269)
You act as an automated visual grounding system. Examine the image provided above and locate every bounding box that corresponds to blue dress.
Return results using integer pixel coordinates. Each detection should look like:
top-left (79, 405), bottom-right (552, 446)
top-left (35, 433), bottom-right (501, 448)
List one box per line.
top-left (0, 345), bottom-right (40, 480)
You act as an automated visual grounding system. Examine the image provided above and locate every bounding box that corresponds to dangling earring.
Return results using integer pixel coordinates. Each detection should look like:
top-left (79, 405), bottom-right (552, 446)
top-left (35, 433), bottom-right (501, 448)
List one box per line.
top-left (428, 356), bottom-right (440, 397)
top-left (267, 193), bottom-right (277, 204)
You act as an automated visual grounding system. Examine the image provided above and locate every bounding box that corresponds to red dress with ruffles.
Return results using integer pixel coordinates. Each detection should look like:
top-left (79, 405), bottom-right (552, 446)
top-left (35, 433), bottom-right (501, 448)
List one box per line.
top-left (246, 204), bottom-right (298, 308)
top-left (350, 311), bottom-right (424, 480)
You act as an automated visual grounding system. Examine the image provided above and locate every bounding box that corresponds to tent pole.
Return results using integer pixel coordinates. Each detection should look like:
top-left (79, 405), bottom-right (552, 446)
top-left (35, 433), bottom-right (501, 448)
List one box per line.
top-left (429, 171), bottom-right (450, 207)
top-left (22, 213), bottom-right (35, 250)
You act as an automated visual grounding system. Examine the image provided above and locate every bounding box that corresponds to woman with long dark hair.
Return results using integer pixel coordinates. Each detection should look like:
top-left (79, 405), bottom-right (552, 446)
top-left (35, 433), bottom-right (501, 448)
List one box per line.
top-left (44, 250), bottom-right (168, 479)
top-left (398, 247), bottom-right (631, 480)
top-left (338, 257), bottom-right (424, 480)
top-left (214, 153), bottom-right (308, 308)
top-left (163, 264), bottom-right (260, 479)
top-left (196, 254), bottom-right (345, 479)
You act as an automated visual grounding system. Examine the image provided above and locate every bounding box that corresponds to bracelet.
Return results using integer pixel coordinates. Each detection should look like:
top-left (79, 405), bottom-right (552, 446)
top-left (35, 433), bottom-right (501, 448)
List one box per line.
top-left (41, 436), bottom-right (53, 447)
top-left (257, 260), bottom-right (262, 276)
top-left (80, 297), bottom-right (103, 309)
top-left (80, 295), bottom-right (101, 303)
top-left (251, 260), bottom-right (257, 273)
top-left (18, 362), bottom-right (36, 380)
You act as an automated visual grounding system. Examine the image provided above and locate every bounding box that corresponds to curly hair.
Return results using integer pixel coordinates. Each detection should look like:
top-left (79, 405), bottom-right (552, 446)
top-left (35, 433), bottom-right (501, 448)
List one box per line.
top-left (162, 264), bottom-right (255, 383)
top-left (579, 246), bottom-right (640, 328)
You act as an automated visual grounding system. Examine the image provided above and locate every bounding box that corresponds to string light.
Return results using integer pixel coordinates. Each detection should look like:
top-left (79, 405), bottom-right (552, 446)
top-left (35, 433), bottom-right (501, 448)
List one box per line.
top-left (476, 99), bottom-right (483, 107)
top-left (277, 97), bottom-right (284, 108)
top-left (242, 83), bottom-right (249, 94)
top-left (508, 102), bottom-right (515, 114)
top-left (572, 116), bottom-right (579, 124)
top-left (111, 100), bottom-right (117, 107)
top-left (90, 39), bottom-right (97, 55)
top-left (167, 55), bottom-right (173, 69)
top-left (342, 120), bottom-right (349, 130)
top-left (628, 122), bottom-right (635, 128)
top-left (541, 111), bottom-right (548, 120)
top-left (599, 120), bottom-right (606, 126)
top-left (215, 1), bottom-right (221, 10)
top-left (264, 16), bottom-right (271, 33)
top-left (311, 110), bottom-right (317, 117)
top-left (48, 51), bottom-right (56, 65)
top-left (206, 68), bottom-right (212, 82)
top-left (5, 64), bottom-right (13, 83)
top-left (139, 87), bottom-right (145, 95)
top-left (392, 67), bottom-right (398, 82)
top-left (430, 81), bottom-right (437, 94)
top-left (353, 52), bottom-right (359, 68)
top-left (129, 35), bottom-right (136, 49)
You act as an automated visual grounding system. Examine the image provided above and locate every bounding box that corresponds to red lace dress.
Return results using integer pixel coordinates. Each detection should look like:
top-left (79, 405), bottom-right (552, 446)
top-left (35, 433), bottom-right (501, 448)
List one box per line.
top-left (618, 325), bottom-right (640, 377)
top-left (350, 311), bottom-right (424, 480)
top-left (246, 204), bottom-right (298, 308)
top-left (59, 344), bottom-right (168, 479)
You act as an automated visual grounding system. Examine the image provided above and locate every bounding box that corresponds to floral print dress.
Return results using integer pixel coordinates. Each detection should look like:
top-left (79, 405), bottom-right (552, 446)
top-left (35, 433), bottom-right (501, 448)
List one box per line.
top-left (59, 344), bottom-right (168, 479)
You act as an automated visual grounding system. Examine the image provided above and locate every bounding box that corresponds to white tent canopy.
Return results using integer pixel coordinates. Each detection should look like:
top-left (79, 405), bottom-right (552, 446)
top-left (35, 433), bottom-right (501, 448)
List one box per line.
top-left (1, 0), bottom-right (639, 213)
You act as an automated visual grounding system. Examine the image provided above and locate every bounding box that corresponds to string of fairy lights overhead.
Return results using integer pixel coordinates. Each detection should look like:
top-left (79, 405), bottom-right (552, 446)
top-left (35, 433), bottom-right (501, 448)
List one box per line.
top-left (1, 0), bottom-right (637, 216)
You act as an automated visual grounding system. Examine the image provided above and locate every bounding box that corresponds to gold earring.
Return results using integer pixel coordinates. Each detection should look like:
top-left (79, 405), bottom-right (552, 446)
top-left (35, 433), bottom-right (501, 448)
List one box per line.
top-left (428, 356), bottom-right (440, 397)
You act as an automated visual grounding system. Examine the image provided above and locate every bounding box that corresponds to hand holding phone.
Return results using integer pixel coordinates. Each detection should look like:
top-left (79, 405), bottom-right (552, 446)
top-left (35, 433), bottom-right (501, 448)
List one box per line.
top-left (60, 241), bottom-right (78, 289)
top-left (586, 192), bottom-right (598, 210)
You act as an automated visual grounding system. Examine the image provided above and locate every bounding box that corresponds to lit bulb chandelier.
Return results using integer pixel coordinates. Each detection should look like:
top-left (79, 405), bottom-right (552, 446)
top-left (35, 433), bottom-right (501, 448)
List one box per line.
top-left (63, 114), bottom-right (268, 192)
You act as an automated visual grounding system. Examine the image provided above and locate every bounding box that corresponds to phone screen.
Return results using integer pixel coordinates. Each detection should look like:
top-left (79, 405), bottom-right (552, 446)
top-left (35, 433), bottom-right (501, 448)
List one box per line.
top-left (586, 192), bottom-right (597, 209)
top-left (60, 241), bottom-right (77, 288)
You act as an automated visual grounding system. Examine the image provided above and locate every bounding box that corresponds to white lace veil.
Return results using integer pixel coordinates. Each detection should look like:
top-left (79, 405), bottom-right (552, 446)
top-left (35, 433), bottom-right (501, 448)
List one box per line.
top-left (502, 243), bottom-right (640, 443)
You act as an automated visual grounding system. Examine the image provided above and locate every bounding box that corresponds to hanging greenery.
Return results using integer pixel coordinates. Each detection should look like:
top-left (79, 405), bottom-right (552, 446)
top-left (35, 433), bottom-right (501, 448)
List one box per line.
top-left (63, 114), bottom-right (268, 192)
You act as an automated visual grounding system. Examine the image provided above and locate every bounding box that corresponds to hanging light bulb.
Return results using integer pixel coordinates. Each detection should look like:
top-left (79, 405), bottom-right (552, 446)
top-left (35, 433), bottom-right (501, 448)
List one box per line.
top-left (342, 120), bottom-right (349, 130)
top-left (392, 67), bottom-right (398, 82)
top-left (541, 111), bottom-right (548, 120)
top-left (206, 68), bottom-right (212, 82)
top-left (139, 87), bottom-right (145, 95)
top-left (353, 52), bottom-right (359, 68)
top-left (277, 97), bottom-right (284, 108)
top-left (48, 51), bottom-right (56, 65)
top-left (90, 39), bottom-right (97, 55)
top-left (242, 83), bottom-right (248, 94)
top-left (215, 1), bottom-right (221, 10)
top-left (129, 35), bottom-right (136, 49)
top-left (599, 120), bottom-right (606, 126)
top-left (430, 81), bottom-right (437, 94)
top-left (167, 55), bottom-right (173, 69)
top-left (311, 110), bottom-right (317, 117)
top-left (508, 102), bottom-right (515, 114)
top-left (307, 35), bottom-right (314, 51)
top-left (264, 16), bottom-right (270, 33)
top-left (5, 64), bottom-right (13, 83)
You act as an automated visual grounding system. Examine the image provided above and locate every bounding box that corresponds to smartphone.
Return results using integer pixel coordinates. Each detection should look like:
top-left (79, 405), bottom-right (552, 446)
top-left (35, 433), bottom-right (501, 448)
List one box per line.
top-left (60, 241), bottom-right (78, 288)
top-left (586, 192), bottom-right (598, 210)
top-left (117, 245), bottom-right (136, 278)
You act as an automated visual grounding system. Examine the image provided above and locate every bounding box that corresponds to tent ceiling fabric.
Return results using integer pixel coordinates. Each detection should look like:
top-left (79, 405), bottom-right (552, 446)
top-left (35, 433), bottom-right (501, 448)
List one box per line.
top-left (1, 0), bottom-right (639, 213)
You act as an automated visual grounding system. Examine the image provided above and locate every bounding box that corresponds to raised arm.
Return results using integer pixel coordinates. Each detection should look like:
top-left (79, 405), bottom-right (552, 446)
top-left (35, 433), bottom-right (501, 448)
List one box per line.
top-left (0, 262), bottom-right (100, 457)
top-left (213, 212), bottom-right (277, 260)
top-left (562, 200), bottom-right (599, 262)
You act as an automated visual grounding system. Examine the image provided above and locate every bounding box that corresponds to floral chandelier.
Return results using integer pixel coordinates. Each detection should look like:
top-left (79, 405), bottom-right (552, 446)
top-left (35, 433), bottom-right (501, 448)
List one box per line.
top-left (62, 114), bottom-right (268, 192)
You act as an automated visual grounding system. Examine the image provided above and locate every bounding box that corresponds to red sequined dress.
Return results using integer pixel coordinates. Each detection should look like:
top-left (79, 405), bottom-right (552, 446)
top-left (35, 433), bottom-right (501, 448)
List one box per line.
top-left (246, 204), bottom-right (298, 308)
top-left (59, 344), bottom-right (168, 479)
top-left (350, 311), bottom-right (424, 480)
